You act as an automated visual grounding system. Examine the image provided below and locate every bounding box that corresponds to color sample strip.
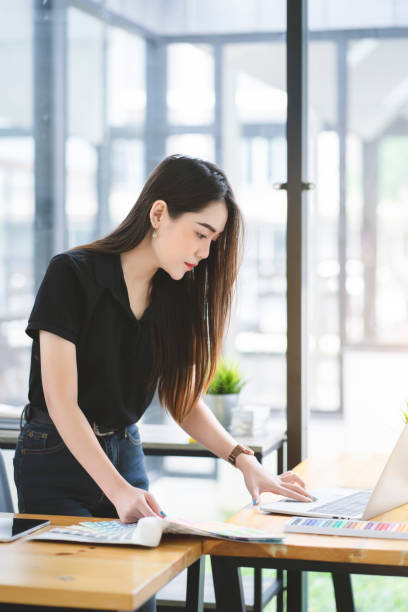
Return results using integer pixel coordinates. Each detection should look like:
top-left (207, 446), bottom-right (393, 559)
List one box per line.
top-left (284, 516), bottom-right (408, 539)
top-left (291, 517), bottom-right (404, 530)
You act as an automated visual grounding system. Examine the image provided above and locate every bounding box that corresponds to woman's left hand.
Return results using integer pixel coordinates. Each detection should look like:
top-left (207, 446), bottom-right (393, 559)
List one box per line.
top-left (236, 455), bottom-right (315, 505)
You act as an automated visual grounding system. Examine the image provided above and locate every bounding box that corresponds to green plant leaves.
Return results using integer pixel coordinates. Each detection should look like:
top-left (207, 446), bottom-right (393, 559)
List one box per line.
top-left (403, 402), bottom-right (408, 424)
top-left (207, 355), bottom-right (247, 395)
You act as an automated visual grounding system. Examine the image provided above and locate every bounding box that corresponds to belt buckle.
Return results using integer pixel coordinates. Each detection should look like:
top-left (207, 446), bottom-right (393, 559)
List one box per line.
top-left (92, 423), bottom-right (116, 437)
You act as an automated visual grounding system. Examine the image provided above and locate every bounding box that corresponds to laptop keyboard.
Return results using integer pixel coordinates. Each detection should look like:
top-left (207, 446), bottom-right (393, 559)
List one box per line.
top-left (313, 491), bottom-right (371, 516)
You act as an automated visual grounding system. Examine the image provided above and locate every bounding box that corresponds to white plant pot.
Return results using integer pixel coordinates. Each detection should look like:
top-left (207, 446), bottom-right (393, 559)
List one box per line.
top-left (204, 393), bottom-right (239, 431)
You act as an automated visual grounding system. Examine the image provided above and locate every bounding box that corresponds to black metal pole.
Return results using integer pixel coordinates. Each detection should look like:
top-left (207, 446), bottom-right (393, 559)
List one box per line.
top-left (211, 556), bottom-right (246, 612)
top-left (286, 0), bottom-right (308, 609)
top-left (286, 0), bottom-right (308, 471)
top-left (186, 557), bottom-right (205, 612)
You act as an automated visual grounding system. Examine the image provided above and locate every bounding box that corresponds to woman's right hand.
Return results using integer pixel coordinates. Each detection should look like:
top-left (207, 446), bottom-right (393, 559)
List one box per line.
top-left (113, 483), bottom-right (165, 523)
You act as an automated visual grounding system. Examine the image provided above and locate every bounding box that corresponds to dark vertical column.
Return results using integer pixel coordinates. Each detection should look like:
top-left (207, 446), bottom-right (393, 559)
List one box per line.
top-left (214, 43), bottom-right (223, 167)
top-left (286, 0), bottom-right (308, 468)
top-left (286, 1), bottom-right (308, 609)
top-left (332, 573), bottom-right (356, 612)
top-left (362, 140), bottom-right (378, 341)
top-left (337, 39), bottom-right (348, 413)
top-left (287, 569), bottom-right (306, 611)
top-left (145, 40), bottom-right (167, 178)
top-left (33, 0), bottom-right (67, 289)
top-left (185, 557), bottom-right (205, 612)
top-left (211, 557), bottom-right (245, 612)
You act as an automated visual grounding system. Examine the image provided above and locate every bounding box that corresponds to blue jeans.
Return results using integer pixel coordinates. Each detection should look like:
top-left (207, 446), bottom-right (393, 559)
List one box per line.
top-left (13, 420), bottom-right (156, 612)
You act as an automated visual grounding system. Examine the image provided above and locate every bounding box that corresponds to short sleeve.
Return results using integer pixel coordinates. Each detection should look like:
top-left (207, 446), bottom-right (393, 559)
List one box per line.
top-left (26, 254), bottom-right (83, 344)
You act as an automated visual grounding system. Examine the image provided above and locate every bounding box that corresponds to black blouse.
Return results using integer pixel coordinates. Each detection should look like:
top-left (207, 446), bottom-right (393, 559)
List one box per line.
top-left (25, 249), bottom-right (156, 428)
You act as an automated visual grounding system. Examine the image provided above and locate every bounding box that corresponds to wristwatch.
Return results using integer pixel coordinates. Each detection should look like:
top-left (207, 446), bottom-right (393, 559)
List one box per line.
top-left (227, 443), bottom-right (254, 467)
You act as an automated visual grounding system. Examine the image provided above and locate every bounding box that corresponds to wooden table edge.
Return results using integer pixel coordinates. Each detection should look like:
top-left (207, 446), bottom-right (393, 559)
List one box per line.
top-left (0, 512), bottom-right (204, 610)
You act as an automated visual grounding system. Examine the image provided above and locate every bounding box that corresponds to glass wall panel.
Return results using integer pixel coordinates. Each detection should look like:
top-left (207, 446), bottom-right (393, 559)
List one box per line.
top-left (0, 0), bottom-right (32, 129)
top-left (66, 138), bottom-right (98, 247)
top-left (223, 42), bottom-right (287, 412)
top-left (307, 40), bottom-right (340, 413)
top-left (107, 27), bottom-right (146, 229)
top-left (106, 0), bottom-right (285, 35)
top-left (166, 134), bottom-right (214, 160)
top-left (167, 44), bottom-right (214, 126)
top-left (110, 139), bottom-right (144, 225)
top-left (108, 28), bottom-right (146, 127)
top-left (350, 39), bottom-right (408, 345)
top-left (307, 5), bottom-right (408, 605)
top-left (0, 139), bottom-right (34, 405)
top-left (66, 7), bottom-right (103, 246)
top-left (308, 3), bottom-right (408, 446)
top-left (345, 36), bottom-right (408, 453)
top-left (0, 0), bottom-right (33, 407)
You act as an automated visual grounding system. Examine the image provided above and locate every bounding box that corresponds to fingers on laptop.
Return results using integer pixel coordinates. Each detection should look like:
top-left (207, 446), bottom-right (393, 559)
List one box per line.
top-left (280, 470), bottom-right (306, 489)
top-left (278, 481), bottom-right (315, 502)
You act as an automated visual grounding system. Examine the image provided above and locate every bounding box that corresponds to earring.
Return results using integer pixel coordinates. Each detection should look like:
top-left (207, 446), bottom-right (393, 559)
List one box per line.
top-left (152, 229), bottom-right (158, 239)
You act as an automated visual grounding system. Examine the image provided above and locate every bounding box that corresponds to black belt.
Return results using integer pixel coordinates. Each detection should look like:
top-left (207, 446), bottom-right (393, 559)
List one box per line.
top-left (23, 404), bottom-right (123, 437)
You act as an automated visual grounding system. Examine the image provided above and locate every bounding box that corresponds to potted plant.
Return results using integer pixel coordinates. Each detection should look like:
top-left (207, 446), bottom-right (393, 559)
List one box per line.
top-left (204, 355), bottom-right (247, 432)
top-left (402, 403), bottom-right (408, 424)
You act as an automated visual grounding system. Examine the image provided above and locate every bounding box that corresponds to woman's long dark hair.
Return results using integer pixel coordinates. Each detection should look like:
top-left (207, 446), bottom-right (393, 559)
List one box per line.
top-left (73, 154), bottom-right (244, 423)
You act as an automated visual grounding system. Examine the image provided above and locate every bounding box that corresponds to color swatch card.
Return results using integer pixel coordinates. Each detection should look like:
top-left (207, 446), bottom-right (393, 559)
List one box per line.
top-left (284, 516), bottom-right (408, 539)
top-left (32, 516), bottom-right (283, 548)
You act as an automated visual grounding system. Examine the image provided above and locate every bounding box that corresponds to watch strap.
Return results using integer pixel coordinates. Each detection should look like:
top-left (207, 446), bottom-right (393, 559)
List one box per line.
top-left (227, 443), bottom-right (254, 466)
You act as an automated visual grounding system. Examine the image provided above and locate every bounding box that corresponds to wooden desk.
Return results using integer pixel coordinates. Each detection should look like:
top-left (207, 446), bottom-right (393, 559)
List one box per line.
top-left (204, 453), bottom-right (408, 612)
top-left (0, 512), bottom-right (203, 611)
top-left (0, 416), bottom-right (286, 610)
top-left (140, 423), bottom-right (286, 469)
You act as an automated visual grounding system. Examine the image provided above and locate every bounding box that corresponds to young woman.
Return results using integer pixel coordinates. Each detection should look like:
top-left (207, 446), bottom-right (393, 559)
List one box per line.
top-left (14, 154), bottom-right (312, 610)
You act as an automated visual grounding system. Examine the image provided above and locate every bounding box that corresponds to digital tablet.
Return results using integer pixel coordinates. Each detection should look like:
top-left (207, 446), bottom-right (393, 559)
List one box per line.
top-left (0, 516), bottom-right (50, 541)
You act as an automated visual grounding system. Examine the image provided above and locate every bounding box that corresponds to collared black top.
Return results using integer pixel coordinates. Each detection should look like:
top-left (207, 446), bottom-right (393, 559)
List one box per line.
top-left (25, 249), bottom-right (156, 428)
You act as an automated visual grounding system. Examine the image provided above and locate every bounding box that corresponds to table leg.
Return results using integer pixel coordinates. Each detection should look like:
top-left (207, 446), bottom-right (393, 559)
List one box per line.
top-left (276, 439), bottom-right (286, 612)
top-left (211, 556), bottom-right (245, 612)
top-left (332, 573), bottom-right (355, 612)
top-left (286, 571), bottom-right (307, 612)
top-left (254, 566), bottom-right (262, 612)
top-left (277, 569), bottom-right (285, 612)
top-left (252, 438), bottom-right (287, 612)
top-left (186, 557), bottom-right (205, 612)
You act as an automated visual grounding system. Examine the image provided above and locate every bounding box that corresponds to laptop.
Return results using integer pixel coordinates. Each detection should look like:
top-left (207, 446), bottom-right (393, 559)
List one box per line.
top-left (261, 425), bottom-right (408, 520)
